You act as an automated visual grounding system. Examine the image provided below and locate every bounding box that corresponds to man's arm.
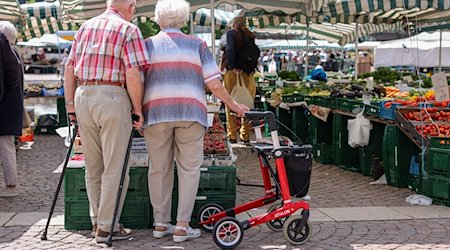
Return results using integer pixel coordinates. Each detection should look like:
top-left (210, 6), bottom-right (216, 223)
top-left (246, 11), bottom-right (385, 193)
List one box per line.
top-left (63, 65), bottom-right (77, 122)
top-left (125, 67), bottom-right (144, 128)
top-left (206, 78), bottom-right (249, 117)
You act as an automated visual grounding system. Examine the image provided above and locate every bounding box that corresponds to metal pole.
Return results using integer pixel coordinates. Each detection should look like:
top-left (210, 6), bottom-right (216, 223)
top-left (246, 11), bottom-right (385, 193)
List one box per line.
top-left (439, 29), bottom-right (442, 72)
top-left (210, 0), bottom-right (215, 55)
top-left (304, 20), bottom-right (310, 77)
top-left (190, 12), bottom-right (194, 35)
top-left (354, 21), bottom-right (359, 78)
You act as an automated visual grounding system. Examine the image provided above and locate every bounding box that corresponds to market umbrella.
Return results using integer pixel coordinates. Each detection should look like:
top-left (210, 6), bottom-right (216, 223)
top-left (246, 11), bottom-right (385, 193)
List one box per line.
top-left (0, 0), bottom-right (25, 22)
top-left (20, 1), bottom-right (62, 19)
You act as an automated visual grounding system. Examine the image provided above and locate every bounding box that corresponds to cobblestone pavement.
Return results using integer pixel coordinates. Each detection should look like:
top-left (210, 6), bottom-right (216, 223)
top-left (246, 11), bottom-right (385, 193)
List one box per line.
top-left (1, 135), bottom-right (450, 250)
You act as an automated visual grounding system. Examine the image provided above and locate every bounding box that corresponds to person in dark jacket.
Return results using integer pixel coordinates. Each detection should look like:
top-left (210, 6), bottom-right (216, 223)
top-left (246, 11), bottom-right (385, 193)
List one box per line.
top-left (222, 17), bottom-right (256, 143)
top-left (0, 21), bottom-right (24, 198)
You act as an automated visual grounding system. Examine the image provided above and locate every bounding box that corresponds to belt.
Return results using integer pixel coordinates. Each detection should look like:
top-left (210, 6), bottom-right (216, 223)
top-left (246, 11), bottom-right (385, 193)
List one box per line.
top-left (78, 79), bottom-right (125, 88)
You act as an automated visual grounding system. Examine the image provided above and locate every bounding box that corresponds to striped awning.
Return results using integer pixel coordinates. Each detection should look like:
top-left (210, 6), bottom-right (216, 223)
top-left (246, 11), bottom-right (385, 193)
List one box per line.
top-left (62, 0), bottom-right (323, 23)
top-left (19, 17), bottom-right (78, 41)
top-left (319, 0), bottom-right (450, 23)
top-left (0, 0), bottom-right (25, 22)
top-left (251, 22), bottom-right (402, 45)
top-left (193, 8), bottom-right (238, 30)
top-left (21, 1), bottom-right (62, 19)
top-left (259, 39), bottom-right (342, 50)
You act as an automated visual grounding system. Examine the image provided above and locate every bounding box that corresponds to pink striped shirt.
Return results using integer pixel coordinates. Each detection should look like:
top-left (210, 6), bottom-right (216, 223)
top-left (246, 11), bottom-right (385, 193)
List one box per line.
top-left (66, 8), bottom-right (150, 83)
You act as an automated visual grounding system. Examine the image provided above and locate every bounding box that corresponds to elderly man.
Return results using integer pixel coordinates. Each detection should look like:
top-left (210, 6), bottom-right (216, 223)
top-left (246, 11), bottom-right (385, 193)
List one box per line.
top-left (64, 0), bottom-right (150, 243)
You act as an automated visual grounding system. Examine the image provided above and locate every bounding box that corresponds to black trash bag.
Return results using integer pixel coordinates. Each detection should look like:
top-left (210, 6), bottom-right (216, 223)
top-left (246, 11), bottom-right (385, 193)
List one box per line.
top-left (283, 145), bottom-right (313, 198)
top-left (37, 114), bottom-right (58, 127)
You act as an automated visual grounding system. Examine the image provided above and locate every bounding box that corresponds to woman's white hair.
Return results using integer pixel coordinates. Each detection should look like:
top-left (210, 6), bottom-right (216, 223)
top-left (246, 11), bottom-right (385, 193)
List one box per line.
top-left (155, 0), bottom-right (190, 29)
top-left (0, 21), bottom-right (17, 45)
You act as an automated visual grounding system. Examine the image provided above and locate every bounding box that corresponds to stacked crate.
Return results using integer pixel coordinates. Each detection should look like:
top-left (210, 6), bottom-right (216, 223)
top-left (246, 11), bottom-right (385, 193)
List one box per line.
top-left (420, 138), bottom-right (450, 206)
top-left (358, 122), bottom-right (385, 176)
top-left (171, 166), bottom-right (236, 227)
top-left (64, 166), bottom-right (152, 230)
top-left (382, 125), bottom-right (420, 188)
top-left (332, 114), bottom-right (360, 172)
top-left (309, 114), bottom-right (333, 164)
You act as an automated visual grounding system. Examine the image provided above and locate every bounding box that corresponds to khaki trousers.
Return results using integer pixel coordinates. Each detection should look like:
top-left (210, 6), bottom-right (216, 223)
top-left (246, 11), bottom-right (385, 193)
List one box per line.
top-left (74, 85), bottom-right (132, 232)
top-left (143, 121), bottom-right (204, 223)
top-left (0, 136), bottom-right (17, 186)
top-left (223, 70), bottom-right (256, 141)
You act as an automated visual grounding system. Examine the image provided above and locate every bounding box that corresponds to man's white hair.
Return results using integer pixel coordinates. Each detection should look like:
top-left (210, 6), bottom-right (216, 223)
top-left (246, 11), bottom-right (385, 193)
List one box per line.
top-left (107, 0), bottom-right (135, 7)
top-left (0, 21), bottom-right (17, 45)
top-left (155, 0), bottom-right (190, 29)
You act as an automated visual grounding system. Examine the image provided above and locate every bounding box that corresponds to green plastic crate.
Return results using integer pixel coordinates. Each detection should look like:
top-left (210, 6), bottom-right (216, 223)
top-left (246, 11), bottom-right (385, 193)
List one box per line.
top-left (427, 148), bottom-right (450, 177)
top-left (173, 166), bottom-right (236, 196)
top-left (337, 98), bottom-right (364, 112)
top-left (358, 123), bottom-right (385, 176)
top-left (309, 114), bottom-right (333, 145)
top-left (420, 175), bottom-right (450, 200)
top-left (332, 114), bottom-right (360, 172)
top-left (363, 103), bottom-right (380, 117)
top-left (64, 196), bottom-right (152, 230)
top-left (291, 107), bottom-right (310, 144)
top-left (57, 97), bottom-right (68, 127)
top-left (382, 125), bottom-right (420, 188)
top-left (171, 194), bottom-right (236, 228)
top-left (314, 143), bottom-right (333, 164)
top-left (430, 137), bottom-right (450, 149)
top-left (407, 174), bottom-right (419, 192)
top-left (65, 167), bottom-right (149, 201)
top-left (276, 107), bottom-right (293, 138)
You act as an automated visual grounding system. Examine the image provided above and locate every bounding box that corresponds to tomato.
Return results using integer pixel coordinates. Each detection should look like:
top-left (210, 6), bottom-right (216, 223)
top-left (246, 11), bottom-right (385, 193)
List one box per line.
top-left (384, 102), bottom-right (392, 109)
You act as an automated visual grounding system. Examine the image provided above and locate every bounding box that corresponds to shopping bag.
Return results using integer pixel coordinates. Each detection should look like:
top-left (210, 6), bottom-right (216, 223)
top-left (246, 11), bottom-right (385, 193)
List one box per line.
top-left (347, 111), bottom-right (372, 147)
top-left (230, 74), bottom-right (254, 109)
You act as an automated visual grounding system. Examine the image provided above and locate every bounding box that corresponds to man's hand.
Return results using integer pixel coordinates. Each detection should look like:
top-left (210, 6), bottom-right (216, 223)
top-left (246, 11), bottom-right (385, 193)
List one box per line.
top-left (67, 105), bottom-right (77, 125)
top-left (132, 110), bottom-right (144, 129)
top-left (231, 102), bottom-right (250, 118)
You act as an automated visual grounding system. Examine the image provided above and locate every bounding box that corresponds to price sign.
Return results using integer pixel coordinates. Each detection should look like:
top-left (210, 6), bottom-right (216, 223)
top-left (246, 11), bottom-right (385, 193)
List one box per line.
top-left (431, 73), bottom-right (449, 101)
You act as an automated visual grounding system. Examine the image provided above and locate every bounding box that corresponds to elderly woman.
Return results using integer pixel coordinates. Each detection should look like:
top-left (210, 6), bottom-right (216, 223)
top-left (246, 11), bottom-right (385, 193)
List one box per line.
top-left (143, 0), bottom-right (249, 243)
top-left (0, 21), bottom-right (23, 198)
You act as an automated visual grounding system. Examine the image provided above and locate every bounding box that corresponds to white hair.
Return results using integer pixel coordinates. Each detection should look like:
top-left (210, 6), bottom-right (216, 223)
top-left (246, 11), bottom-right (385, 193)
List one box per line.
top-left (107, 0), bottom-right (135, 7)
top-left (155, 0), bottom-right (190, 29)
top-left (0, 21), bottom-right (17, 45)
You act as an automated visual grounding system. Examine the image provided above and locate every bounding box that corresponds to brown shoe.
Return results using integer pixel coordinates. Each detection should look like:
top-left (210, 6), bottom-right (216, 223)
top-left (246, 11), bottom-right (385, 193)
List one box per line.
top-left (95, 224), bottom-right (133, 243)
top-left (91, 224), bottom-right (97, 238)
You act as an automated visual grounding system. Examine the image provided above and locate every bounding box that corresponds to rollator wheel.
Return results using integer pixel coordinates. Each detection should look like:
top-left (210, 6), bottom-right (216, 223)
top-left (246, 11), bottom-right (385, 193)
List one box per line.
top-left (283, 215), bottom-right (312, 245)
top-left (266, 203), bottom-right (287, 232)
top-left (212, 217), bottom-right (244, 249)
top-left (198, 203), bottom-right (224, 232)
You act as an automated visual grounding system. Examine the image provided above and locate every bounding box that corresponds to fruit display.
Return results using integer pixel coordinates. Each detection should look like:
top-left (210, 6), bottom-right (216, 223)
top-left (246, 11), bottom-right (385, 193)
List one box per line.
top-left (397, 107), bottom-right (450, 141)
top-left (204, 113), bottom-right (228, 155)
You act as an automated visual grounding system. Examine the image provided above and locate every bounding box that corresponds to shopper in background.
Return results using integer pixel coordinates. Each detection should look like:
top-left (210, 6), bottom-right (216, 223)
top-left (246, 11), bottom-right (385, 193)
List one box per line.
top-left (222, 16), bottom-right (257, 143)
top-left (142, 0), bottom-right (249, 243)
top-left (0, 21), bottom-right (24, 198)
top-left (64, 0), bottom-right (150, 243)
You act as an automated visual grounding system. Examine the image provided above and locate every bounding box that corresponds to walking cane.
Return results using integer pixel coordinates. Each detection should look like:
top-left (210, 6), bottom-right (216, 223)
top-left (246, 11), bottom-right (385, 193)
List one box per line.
top-left (105, 114), bottom-right (139, 247)
top-left (41, 121), bottom-right (78, 240)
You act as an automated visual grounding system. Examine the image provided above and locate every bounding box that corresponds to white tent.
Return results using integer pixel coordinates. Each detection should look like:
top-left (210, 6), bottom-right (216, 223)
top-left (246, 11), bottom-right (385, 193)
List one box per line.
top-left (374, 40), bottom-right (450, 68)
top-left (17, 34), bottom-right (72, 49)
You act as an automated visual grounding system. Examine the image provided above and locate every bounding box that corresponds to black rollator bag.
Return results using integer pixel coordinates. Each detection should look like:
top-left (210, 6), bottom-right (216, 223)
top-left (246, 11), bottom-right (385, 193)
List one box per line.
top-left (283, 145), bottom-right (313, 198)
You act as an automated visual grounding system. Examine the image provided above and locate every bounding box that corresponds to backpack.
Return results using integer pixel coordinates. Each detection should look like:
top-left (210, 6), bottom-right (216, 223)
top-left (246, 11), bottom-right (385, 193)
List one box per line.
top-left (235, 30), bottom-right (260, 74)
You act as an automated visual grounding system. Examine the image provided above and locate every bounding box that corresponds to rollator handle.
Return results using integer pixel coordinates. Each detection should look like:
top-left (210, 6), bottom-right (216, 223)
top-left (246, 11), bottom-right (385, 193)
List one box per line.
top-left (244, 111), bottom-right (277, 132)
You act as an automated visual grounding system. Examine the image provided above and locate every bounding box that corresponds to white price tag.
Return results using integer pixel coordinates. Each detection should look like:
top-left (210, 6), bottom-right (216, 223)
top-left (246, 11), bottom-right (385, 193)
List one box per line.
top-left (431, 73), bottom-right (449, 101)
top-left (207, 113), bottom-right (214, 127)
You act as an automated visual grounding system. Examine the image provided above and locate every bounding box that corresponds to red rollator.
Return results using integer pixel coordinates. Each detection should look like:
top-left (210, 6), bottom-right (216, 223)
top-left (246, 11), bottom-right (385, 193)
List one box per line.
top-left (198, 111), bottom-right (313, 249)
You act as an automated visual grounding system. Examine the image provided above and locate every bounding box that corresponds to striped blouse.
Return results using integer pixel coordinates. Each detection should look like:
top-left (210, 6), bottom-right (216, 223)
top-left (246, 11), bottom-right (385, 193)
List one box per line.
top-left (143, 28), bottom-right (221, 127)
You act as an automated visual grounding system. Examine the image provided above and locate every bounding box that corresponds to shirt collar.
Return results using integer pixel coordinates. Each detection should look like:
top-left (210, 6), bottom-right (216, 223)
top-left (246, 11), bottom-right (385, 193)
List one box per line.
top-left (161, 28), bottom-right (183, 33)
top-left (105, 7), bottom-right (125, 20)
